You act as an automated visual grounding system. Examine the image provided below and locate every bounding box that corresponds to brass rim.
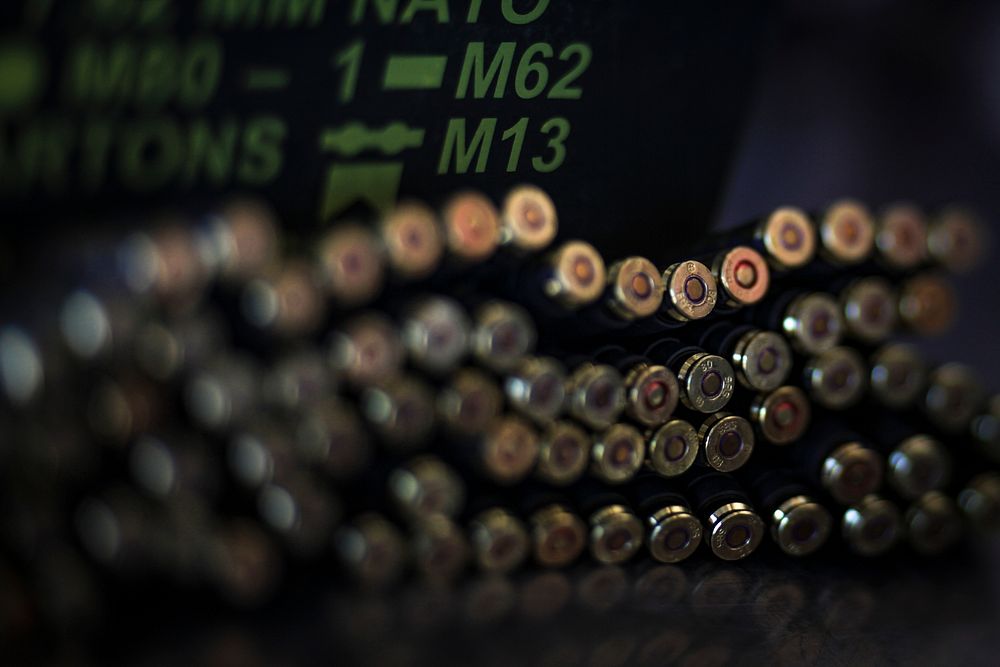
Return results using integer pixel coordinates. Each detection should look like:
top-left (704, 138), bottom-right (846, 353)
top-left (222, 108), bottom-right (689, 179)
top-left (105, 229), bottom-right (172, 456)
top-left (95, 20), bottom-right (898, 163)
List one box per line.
top-left (501, 184), bottom-right (558, 251)
top-left (714, 246), bottom-right (770, 306)
top-left (820, 199), bottom-right (875, 264)
top-left (608, 256), bottom-right (665, 319)
top-left (757, 206), bottom-right (816, 269)
top-left (663, 261), bottom-right (718, 320)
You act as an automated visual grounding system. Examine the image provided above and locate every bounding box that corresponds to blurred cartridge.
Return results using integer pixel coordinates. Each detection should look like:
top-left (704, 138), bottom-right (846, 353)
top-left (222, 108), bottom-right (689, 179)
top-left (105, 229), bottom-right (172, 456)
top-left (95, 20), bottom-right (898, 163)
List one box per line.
top-left (875, 203), bottom-right (929, 271)
top-left (842, 495), bottom-right (901, 556)
top-left (184, 354), bottom-right (259, 433)
top-left (203, 518), bottom-right (283, 606)
top-left (500, 184), bottom-right (559, 253)
top-left (0, 326), bottom-right (47, 408)
top-left (128, 433), bottom-right (220, 502)
top-left (923, 363), bottom-right (984, 433)
top-left (705, 206), bottom-right (816, 271)
top-left (792, 421), bottom-right (884, 505)
top-left (294, 398), bottom-right (373, 481)
top-left (401, 295), bottom-right (470, 376)
top-left (646, 418), bottom-right (701, 478)
top-left (388, 455), bottom-right (465, 520)
top-left (629, 472), bottom-right (704, 564)
top-left (440, 190), bottom-right (501, 264)
top-left (623, 362), bottom-right (680, 427)
top-left (740, 466), bottom-right (832, 556)
top-left (468, 507), bottom-right (530, 574)
top-left (256, 471), bottom-right (341, 558)
top-left (334, 512), bottom-right (408, 589)
top-left (328, 313), bottom-right (406, 387)
top-left (840, 277), bottom-right (898, 344)
top-left (470, 301), bottom-right (537, 374)
top-left (437, 368), bottom-right (503, 436)
top-left (571, 481), bottom-right (645, 565)
top-left (605, 256), bottom-right (666, 321)
top-left (535, 420), bottom-right (591, 486)
top-left (64, 497), bottom-right (164, 592)
top-left (851, 411), bottom-right (951, 500)
top-left (360, 375), bottom-right (436, 449)
top-left (379, 201), bottom-right (444, 280)
top-left (539, 240), bottom-right (608, 309)
top-left (897, 273), bottom-right (956, 335)
top-left (198, 198), bottom-right (279, 282)
top-left (771, 291), bottom-right (845, 355)
top-left (240, 259), bottom-right (326, 337)
top-left (468, 415), bottom-right (540, 485)
top-left (802, 346), bottom-right (867, 410)
top-left (770, 495), bottom-right (833, 558)
top-left (685, 469), bottom-right (765, 561)
top-left (504, 356), bottom-right (567, 424)
top-left (86, 371), bottom-right (166, 445)
top-left (888, 435), bottom-right (951, 501)
top-left (565, 362), bottom-right (626, 429)
top-left (927, 205), bottom-right (988, 272)
top-left (869, 343), bottom-right (927, 409)
top-left (411, 514), bottom-right (469, 582)
top-left (820, 441), bottom-right (885, 506)
top-left (262, 348), bottom-right (335, 413)
top-left (817, 199), bottom-right (875, 266)
top-left (957, 472), bottom-right (1000, 532)
top-left (521, 489), bottom-right (587, 568)
top-left (59, 288), bottom-right (141, 363)
top-left (753, 206), bottom-right (817, 270)
top-left (591, 422), bottom-right (646, 484)
top-left (227, 418), bottom-right (298, 489)
top-left (748, 385), bottom-right (812, 445)
top-left (317, 224), bottom-right (386, 307)
top-left (593, 345), bottom-right (680, 427)
top-left (568, 254), bottom-right (669, 335)
top-left (970, 395), bottom-right (1000, 463)
top-left (700, 323), bottom-right (793, 393)
top-left (118, 222), bottom-right (210, 308)
top-left (903, 491), bottom-right (963, 555)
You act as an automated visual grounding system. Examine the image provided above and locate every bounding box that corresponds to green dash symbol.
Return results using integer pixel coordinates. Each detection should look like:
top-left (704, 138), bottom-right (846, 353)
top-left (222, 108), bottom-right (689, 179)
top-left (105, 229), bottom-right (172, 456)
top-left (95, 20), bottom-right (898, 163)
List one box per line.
top-left (382, 55), bottom-right (447, 90)
top-left (245, 68), bottom-right (290, 91)
top-left (320, 122), bottom-right (425, 156)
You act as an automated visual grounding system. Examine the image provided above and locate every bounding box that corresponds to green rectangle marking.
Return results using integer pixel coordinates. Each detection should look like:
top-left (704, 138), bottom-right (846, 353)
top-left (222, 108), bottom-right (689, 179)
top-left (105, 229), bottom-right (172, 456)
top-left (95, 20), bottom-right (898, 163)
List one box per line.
top-left (245, 68), bottom-right (290, 90)
top-left (383, 55), bottom-right (448, 90)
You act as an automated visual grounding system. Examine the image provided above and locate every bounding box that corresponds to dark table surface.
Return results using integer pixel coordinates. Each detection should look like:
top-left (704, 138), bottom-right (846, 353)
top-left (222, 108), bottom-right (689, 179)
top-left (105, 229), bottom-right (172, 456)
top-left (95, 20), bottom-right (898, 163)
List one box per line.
top-left (78, 537), bottom-right (1000, 666)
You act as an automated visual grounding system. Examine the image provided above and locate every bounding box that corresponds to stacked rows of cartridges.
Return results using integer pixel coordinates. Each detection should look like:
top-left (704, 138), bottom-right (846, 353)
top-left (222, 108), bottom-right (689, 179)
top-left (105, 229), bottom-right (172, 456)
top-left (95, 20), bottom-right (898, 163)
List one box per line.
top-left (1, 187), bottom-right (998, 605)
